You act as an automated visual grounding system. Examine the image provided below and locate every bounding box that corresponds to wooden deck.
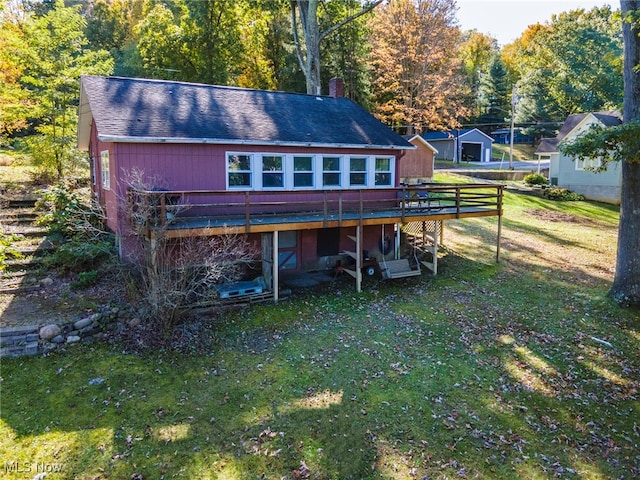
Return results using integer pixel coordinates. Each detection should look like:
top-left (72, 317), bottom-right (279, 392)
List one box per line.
top-left (129, 184), bottom-right (504, 238)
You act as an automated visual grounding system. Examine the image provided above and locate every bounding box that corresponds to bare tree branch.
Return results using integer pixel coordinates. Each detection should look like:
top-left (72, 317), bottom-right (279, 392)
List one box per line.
top-left (319, 0), bottom-right (383, 40)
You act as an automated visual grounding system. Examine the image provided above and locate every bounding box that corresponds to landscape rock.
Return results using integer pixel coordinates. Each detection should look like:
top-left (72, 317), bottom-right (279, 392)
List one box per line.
top-left (51, 335), bottom-right (65, 344)
top-left (40, 277), bottom-right (54, 287)
top-left (39, 324), bottom-right (61, 340)
top-left (43, 343), bottom-right (58, 353)
top-left (127, 317), bottom-right (141, 328)
top-left (66, 335), bottom-right (81, 344)
top-left (74, 317), bottom-right (93, 330)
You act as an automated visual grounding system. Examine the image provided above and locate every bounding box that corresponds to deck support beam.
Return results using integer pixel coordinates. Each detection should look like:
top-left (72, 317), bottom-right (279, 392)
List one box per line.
top-left (273, 230), bottom-right (279, 303)
top-left (356, 224), bottom-right (362, 293)
top-left (496, 213), bottom-right (502, 263)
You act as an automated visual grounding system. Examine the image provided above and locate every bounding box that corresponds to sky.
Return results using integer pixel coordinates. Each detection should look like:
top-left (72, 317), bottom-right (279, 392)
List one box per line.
top-left (456, 0), bottom-right (617, 46)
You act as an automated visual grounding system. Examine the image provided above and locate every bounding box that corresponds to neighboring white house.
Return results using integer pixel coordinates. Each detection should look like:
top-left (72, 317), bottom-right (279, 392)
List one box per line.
top-left (535, 111), bottom-right (622, 204)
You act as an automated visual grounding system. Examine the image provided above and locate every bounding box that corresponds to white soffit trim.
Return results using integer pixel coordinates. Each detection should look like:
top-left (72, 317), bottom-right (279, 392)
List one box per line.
top-left (97, 135), bottom-right (417, 151)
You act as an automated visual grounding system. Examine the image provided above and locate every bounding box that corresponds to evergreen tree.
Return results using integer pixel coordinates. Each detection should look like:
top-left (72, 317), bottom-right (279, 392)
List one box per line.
top-left (476, 54), bottom-right (510, 126)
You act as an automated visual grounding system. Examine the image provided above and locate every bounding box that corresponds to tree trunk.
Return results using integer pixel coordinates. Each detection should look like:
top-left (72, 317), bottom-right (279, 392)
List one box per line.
top-left (291, 0), bottom-right (382, 96)
top-left (292, 0), bottom-right (321, 95)
top-left (611, 1), bottom-right (640, 305)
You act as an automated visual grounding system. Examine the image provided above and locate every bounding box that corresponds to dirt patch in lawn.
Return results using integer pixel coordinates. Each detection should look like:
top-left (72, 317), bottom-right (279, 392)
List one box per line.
top-left (525, 208), bottom-right (596, 225)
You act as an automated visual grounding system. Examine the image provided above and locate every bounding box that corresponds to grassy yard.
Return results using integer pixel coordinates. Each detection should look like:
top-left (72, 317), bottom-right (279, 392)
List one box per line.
top-left (2, 181), bottom-right (639, 479)
top-left (492, 143), bottom-right (537, 162)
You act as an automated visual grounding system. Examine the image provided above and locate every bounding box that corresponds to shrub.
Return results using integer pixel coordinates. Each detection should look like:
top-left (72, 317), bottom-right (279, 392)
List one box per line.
top-left (523, 173), bottom-right (549, 186)
top-left (544, 187), bottom-right (585, 201)
top-left (36, 185), bottom-right (105, 240)
top-left (44, 239), bottom-right (115, 273)
top-left (70, 270), bottom-right (99, 290)
top-left (0, 232), bottom-right (22, 271)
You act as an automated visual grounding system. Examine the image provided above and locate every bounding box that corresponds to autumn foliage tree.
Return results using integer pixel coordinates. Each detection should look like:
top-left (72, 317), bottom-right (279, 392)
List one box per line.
top-left (368, 0), bottom-right (469, 132)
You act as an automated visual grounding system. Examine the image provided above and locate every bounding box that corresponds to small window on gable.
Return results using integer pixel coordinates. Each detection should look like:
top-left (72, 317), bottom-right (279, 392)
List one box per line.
top-left (323, 156), bottom-right (341, 187)
top-left (228, 153), bottom-right (252, 188)
top-left (293, 156), bottom-right (314, 188)
top-left (262, 155), bottom-right (284, 188)
top-left (349, 157), bottom-right (367, 186)
top-left (374, 157), bottom-right (392, 186)
top-left (100, 150), bottom-right (110, 190)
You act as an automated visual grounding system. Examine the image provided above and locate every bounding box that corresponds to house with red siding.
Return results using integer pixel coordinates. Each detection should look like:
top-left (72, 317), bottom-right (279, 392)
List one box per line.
top-left (400, 134), bottom-right (438, 184)
top-left (78, 75), bottom-right (504, 297)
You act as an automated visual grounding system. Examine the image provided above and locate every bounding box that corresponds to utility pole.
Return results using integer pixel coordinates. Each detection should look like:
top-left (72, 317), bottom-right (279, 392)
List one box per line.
top-left (509, 85), bottom-right (517, 170)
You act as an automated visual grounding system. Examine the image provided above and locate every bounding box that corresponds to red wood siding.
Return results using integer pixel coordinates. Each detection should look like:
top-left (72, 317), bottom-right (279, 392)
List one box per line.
top-left (399, 138), bottom-right (434, 182)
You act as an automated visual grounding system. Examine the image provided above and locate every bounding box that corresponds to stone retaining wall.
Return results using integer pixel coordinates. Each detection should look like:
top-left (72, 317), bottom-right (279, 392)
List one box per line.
top-left (0, 307), bottom-right (138, 358)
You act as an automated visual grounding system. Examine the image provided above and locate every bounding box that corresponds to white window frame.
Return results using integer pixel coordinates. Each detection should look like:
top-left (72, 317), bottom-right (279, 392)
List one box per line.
top-left (100, 150), bottom-right (110, 190)
top-left (575, 156), bottom-right (602, 171)
top-left (224, 152), bottom-right (395, 191)
top-left (291, 155), bottom-right (315, 189)
top-left (261, 154), bottom-right (286, 190)
top-left (227, 152), bottom-right (255, 189)
top-left (374, 156), bottom-right (393, 187)
top-left (321, 155), bottom-right (342, 188)
top-left (349, 157), bottom-right (368, 187)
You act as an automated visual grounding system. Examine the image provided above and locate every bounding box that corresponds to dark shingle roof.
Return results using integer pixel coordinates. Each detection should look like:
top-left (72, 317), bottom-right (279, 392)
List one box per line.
top-left (421, 128), bottom-right (493, 142)
top-left (534, 110), bottom-right (622, 154)
top-left (536, 138), bottom-right (560, 154)
top-left (557, 110), bottom-right (622, 141)
top-left (421, 129), bottom-right (472, 141)
top-left (78, 76), bottom-right (412, 150)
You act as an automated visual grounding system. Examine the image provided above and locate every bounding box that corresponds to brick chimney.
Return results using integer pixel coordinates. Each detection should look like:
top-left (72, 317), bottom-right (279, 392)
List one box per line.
top-left (329, 77), bottom-right (344, 98)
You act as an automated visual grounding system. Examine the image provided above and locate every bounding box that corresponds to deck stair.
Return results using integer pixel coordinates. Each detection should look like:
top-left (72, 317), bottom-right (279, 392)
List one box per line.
top-left (403, 220), bottom-right (440, 275)
top-left (1, 193), bottom-right (48, 293)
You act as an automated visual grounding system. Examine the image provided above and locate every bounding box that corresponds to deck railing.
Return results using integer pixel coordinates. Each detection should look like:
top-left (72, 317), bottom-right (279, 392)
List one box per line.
top-left (127, 183), bottom-right (504, 233)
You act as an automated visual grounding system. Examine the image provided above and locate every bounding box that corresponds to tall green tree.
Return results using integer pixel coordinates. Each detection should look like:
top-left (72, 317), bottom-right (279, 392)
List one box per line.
top-left (506, 6), bottom-right (623, 124)
top-left (85, 0), bottom-right (145, 77)
top-left (320, 0), bottom-right (373, 104)
top-left (368, 0), bottom-right (468, 132)
top-left (19, 0), bottom-right (113, 179)
top-left (458, 30), bottom-right (498, 117)
top-left (559, 1), bottom-right (640, 307)
top-left (476, 54), bottom-right (510, 125)
top-left (135, 0), bottom-right (248, 85)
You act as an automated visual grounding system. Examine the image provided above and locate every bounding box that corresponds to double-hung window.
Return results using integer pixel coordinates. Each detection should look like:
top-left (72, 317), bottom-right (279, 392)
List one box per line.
top-left (293, 156), bottom-right (314, 188)
top-left (322, 156), bottom-right (341, 187)
top-left (374, 157), bottom-right (392, 186)
top-left (228, 153), bottom-right (253, 188)
top-left (349, 157), bottom-right (367, 187)
top-left (262, 155), bottom-right (284, 188)
top-left (100, 150), bottom-right (110, 190)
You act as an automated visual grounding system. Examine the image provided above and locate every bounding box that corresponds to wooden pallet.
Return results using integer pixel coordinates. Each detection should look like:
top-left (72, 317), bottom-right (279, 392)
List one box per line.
top-left (215, 278), bottom-right (266, 299)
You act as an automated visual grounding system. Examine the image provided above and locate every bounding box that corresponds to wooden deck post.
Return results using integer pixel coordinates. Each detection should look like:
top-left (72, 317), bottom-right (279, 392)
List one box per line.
top-left (356, 224), bottom-right (362, 293)
top-left (496, 213), bottom-right (502, 263)
top-left (496, 186), bottom-right (503, 263)
top-left (273, 231), bottom-right (279, 303)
